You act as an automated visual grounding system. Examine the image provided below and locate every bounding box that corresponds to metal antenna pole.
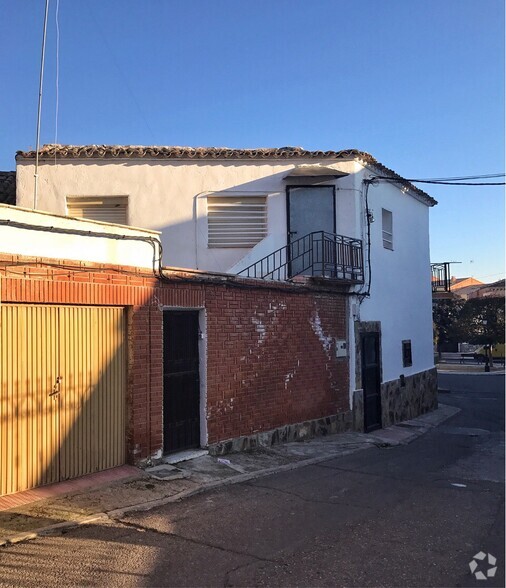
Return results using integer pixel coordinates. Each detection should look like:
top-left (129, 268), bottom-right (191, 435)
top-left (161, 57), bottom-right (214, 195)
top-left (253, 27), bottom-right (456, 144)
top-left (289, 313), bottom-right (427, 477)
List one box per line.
top-left (34, 0), bottom-right (50, 209)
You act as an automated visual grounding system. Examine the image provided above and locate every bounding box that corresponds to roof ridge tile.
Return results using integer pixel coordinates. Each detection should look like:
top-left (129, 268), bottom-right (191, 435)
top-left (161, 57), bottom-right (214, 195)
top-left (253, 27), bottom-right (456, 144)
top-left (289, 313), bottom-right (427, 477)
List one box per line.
top-left (15, 144), bottom-right (436, 206)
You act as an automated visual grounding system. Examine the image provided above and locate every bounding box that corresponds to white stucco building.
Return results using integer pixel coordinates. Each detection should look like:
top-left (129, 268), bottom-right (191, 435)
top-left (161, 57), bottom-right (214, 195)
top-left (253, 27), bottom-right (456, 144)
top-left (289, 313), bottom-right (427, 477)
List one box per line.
top-left (14, 144), bottom-right (438, 432)
top-left (0, 202), bottom-right (160, 269)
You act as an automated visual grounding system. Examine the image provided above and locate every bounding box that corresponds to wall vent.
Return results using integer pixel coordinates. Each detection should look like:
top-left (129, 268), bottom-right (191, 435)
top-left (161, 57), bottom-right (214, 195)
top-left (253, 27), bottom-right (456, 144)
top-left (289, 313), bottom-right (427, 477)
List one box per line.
top-left (208, 196), bottom-right (267, 248)
top-left (67, 196), bottom-right (128, 225)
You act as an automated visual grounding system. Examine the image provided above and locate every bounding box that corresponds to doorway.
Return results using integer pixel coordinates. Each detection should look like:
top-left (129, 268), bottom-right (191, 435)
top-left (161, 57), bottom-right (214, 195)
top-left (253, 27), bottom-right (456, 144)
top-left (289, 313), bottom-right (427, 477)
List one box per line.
top-left (361, 332), bottom-right (382, 432)
top-left (286, 186), bottom-right (336, 277)
top-left (163, 310), bottom-right (201, 454)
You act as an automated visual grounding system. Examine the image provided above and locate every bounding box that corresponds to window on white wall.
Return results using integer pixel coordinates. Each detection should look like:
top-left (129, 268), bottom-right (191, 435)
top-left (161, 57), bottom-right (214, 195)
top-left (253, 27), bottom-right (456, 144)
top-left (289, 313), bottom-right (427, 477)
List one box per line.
top-left (67, 196), bottom-right (128, 225)
top-left (402, 340), bottom-right (413, 367)
top-left (382, 208), bottom-right (393, 250)
top-left (208, 196), bottom-right (267, 248)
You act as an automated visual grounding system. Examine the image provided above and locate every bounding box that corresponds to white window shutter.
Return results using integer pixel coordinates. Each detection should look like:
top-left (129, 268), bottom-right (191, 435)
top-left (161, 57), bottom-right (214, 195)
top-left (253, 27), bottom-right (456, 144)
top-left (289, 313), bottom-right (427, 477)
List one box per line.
top-left (382, 208), bottom-right (393, 250)
top-left (208, 196), bottom-right (267, 247)
top-left (67, 196), bottom-right (128, 225)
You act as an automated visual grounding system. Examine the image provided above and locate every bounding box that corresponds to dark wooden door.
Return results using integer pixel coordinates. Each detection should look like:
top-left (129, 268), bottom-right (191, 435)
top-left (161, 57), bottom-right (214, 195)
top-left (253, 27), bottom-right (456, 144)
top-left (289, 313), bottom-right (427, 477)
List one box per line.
top-left (362, 332), bottom-right (382, 433)
top-left (163, 310), bottom-right (201, 453)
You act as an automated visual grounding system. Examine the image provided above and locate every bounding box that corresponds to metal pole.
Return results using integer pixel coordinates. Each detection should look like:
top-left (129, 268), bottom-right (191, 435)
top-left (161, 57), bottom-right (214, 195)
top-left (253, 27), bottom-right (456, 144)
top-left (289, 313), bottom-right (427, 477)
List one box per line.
top-left (484, 345), bottom-right (491, 372)
top-left (34, 0), bottom-right (50, 209)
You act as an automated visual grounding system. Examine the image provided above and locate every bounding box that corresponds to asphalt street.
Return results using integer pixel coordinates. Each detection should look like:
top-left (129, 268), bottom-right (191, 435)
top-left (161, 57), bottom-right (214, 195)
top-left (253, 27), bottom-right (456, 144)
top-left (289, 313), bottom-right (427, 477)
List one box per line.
top-left (0, 373), bottom-right (504, 588)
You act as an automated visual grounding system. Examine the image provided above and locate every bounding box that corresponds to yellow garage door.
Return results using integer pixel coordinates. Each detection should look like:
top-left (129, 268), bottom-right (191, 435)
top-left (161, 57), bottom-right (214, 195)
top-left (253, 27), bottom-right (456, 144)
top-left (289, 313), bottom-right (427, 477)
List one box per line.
top-left (0, 305), bottom-right (126, 496)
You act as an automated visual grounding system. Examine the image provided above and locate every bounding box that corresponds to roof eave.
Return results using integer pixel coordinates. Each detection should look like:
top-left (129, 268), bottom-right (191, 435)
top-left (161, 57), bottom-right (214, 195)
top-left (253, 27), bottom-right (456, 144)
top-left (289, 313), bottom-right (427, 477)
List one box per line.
top-left (15, 144), bottom-right (437, 206)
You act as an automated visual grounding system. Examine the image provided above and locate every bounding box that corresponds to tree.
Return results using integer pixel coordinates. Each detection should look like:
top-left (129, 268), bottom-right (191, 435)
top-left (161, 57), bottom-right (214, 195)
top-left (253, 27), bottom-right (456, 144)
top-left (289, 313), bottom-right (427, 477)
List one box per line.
top-left (455, 297), bottom-right (505, 346)
top-left (432, 298), bottom-right (465, 355)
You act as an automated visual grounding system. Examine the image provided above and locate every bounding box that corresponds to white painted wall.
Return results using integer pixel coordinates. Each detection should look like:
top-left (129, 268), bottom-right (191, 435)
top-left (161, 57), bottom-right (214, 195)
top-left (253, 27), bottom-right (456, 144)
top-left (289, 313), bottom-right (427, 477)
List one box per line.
top-left (15, 156), bottom-right (435, 397)
top-left (347, 170), bottom-right (435, 394)
top-left (16, 158), bottom-right (360, 272)
top-left (0, 203), bottom-right (160, 269)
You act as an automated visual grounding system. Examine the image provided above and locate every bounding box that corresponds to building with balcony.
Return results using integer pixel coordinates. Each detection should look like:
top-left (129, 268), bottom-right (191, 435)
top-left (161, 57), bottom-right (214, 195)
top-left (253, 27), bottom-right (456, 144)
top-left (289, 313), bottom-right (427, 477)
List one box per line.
top-left (13, 144), bottom-right (438, 438)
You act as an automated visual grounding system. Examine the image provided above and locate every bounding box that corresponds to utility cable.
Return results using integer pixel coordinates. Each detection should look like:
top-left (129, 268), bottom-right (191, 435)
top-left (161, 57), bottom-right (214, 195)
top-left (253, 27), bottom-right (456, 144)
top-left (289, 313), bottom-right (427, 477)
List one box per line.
top-left (371, 175), bottom-right (505, 186)
top-left (54, 0), bottom-right (60, 163)
top-left (0, 219), bottom-right (355, 296)
top-left (85, 3), bottom-right (157, 143)
top-left (407, 180), bottom-right (504, 186)
top-left (34, 0), bottom-right (50, 209)
top-left (356, 179), bottom-right (373, 303)
top-left (419, 173), bottom-right (505, 181)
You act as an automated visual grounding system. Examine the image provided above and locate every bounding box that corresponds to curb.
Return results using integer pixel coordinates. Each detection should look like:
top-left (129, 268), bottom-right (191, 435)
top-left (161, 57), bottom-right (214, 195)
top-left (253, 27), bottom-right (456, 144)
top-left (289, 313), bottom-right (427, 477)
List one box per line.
top-left (437, 370), bottom-right (505, 376)
top-left (0, 404), bottom-right (460, 547)
top-left (0, 514), bottom-right (109, 547)
top-left (108, 443), bottom-right (374, 520)
top-left (0, 449), bottom-right (372, 548)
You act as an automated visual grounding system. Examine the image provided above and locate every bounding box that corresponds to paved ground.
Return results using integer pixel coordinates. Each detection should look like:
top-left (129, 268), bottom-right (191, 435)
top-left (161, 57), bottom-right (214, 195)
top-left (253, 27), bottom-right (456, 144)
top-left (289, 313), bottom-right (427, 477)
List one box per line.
top-left (0, 406), bottom-right (457, 542)
top-left (436, 352), bottom-right (504, 374)
top-left (0, 374), bottom-right (503, 587)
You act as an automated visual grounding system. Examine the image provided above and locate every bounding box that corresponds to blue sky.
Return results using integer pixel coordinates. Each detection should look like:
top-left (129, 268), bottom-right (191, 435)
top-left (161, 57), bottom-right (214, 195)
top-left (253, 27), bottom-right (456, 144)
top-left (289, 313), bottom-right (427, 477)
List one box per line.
top-left (1, 0), bottom-right (504, 281)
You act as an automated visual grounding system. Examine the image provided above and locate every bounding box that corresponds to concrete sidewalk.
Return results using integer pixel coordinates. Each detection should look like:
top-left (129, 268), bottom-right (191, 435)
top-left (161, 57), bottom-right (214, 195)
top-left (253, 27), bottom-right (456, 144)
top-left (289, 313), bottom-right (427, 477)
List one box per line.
top-left (0, 403), bottom-right (459, 546)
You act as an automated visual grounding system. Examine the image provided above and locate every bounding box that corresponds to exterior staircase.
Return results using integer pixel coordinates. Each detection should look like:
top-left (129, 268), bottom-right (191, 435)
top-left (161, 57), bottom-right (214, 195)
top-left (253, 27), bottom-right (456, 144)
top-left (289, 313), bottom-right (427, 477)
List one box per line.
top-left (238, 231), bottom-right (364, 283)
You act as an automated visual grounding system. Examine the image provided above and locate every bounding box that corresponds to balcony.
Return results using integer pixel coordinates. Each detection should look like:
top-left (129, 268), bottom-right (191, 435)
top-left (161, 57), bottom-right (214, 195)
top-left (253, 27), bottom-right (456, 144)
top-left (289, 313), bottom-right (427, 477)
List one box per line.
top-left (238, 231), bottom-right (364, 283)
top-left (431, 262), bottom-right (452, 293)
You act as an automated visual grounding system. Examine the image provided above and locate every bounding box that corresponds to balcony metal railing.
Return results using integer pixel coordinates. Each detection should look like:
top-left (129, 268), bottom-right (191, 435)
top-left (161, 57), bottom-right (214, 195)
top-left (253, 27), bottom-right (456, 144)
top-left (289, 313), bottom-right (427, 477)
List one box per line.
top-left (238, 231), bottom-right (364, 282)
top-left (431, 262), bottom-right (452, 292)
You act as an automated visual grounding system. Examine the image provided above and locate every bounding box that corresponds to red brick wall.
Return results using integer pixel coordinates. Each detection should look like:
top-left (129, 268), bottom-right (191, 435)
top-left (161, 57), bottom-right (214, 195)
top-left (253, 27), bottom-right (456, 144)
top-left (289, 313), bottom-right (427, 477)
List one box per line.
top-left (0, 254), bottom-right (349, 463)
top-left (127, 305), bottom-right (164, 462)
top-left (204, 289), bottom-right (348, 442)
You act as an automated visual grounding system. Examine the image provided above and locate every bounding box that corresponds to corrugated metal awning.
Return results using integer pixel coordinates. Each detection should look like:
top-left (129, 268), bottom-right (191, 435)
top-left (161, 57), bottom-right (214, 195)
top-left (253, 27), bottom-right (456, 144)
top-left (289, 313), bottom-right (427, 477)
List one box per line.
top-left (283, 165), bottom-right (349, 181)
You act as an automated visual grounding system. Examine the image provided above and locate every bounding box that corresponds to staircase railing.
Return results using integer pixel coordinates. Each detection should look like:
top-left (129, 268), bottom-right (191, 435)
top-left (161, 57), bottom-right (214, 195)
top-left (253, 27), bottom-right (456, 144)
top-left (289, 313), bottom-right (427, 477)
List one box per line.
top-left (238, 231), bottom-right (364, 282)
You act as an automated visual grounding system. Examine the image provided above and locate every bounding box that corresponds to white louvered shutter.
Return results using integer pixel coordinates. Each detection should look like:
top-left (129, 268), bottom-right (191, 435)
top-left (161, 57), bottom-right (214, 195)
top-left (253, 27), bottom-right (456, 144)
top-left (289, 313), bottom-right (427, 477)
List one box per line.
top-left (382, 208), bottom-right (393, 250)
top-left (208, 196), bottom-right (267, 248)
top-left (67, 196), bottom-right (128, 225)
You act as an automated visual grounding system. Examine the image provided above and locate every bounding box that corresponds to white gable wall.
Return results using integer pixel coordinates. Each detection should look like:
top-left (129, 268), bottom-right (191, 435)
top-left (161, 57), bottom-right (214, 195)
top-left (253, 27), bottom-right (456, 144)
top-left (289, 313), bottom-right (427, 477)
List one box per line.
top-left (16, 156), bottom-right (434, 400)
top-left (352, 171), bottom-right (434, 384)
top-left (16, 159), bottom-right (361, 272)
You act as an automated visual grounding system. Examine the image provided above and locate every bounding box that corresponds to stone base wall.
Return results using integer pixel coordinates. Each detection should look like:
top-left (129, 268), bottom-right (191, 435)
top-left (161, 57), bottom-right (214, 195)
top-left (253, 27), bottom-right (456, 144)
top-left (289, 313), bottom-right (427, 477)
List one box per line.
top-left (380, 367), bottom-right (438, 427)
top-left (352, 388), bottom-right (364, 432)
top-left (352, 367), bottom-right (438, 432)
top-left (208, 411), bottom-right (354, 456)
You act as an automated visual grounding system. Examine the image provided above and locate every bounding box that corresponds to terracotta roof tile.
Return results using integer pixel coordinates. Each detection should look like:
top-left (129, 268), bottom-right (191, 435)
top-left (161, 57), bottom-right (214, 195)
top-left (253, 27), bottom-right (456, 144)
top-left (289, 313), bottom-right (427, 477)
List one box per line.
top-left (0, 171), bottom-right (15, 205)
top-left (16, 144), bottom-right (437, 206)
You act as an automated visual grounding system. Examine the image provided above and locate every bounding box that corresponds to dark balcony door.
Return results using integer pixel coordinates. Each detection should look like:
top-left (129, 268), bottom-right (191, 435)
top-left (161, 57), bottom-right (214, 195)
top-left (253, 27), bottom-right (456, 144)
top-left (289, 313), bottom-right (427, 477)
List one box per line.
top-left (163, 310), bottom-right (201, 454)
top-left (362, 332), bottom-right (382, 433)
top-left (287, 186), bottom-right (335, 277)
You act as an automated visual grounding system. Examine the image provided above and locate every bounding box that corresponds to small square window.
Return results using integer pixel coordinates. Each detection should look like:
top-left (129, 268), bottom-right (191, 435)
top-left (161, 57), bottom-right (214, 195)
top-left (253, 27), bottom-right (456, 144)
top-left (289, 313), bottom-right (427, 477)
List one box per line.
top-left (402, 340), bottom-right (412, 367)
top-left (382, 208), bottom-right (393, 250)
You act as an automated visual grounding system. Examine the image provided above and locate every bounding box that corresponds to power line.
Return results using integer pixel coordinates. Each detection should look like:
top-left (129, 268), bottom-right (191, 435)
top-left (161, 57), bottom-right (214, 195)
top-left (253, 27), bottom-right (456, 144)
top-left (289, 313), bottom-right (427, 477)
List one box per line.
top-left (54, 0), bottom-right (60, 162)
top-left (34, 0), bottom-right (50, 209)
top-left (85, 3), bottom-right (157, 143)
top-left (420, 173), bottom-right (505, 181)
top-left (407, 179), bottom-right (505, 186)
top-left (474, 272), bottom-right (506, 280)
top-left (372, 175), bottom-right (505, 186)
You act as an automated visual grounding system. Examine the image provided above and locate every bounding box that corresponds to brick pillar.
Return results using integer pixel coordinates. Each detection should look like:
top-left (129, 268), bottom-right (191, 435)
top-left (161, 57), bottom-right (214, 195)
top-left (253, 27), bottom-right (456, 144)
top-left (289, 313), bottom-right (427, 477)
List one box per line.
top-left (127, 304), bottom-right (164, 464)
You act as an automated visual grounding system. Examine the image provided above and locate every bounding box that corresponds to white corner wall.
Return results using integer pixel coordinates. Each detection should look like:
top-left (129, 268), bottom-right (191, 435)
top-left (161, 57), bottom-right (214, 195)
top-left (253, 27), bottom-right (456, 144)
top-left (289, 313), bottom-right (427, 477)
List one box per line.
top-left (356, 177), bottom-right (434, 383)
top-left (16, 159), bottom-right (361, 273)
top-left (0, 203), bottom-right (161, 269)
